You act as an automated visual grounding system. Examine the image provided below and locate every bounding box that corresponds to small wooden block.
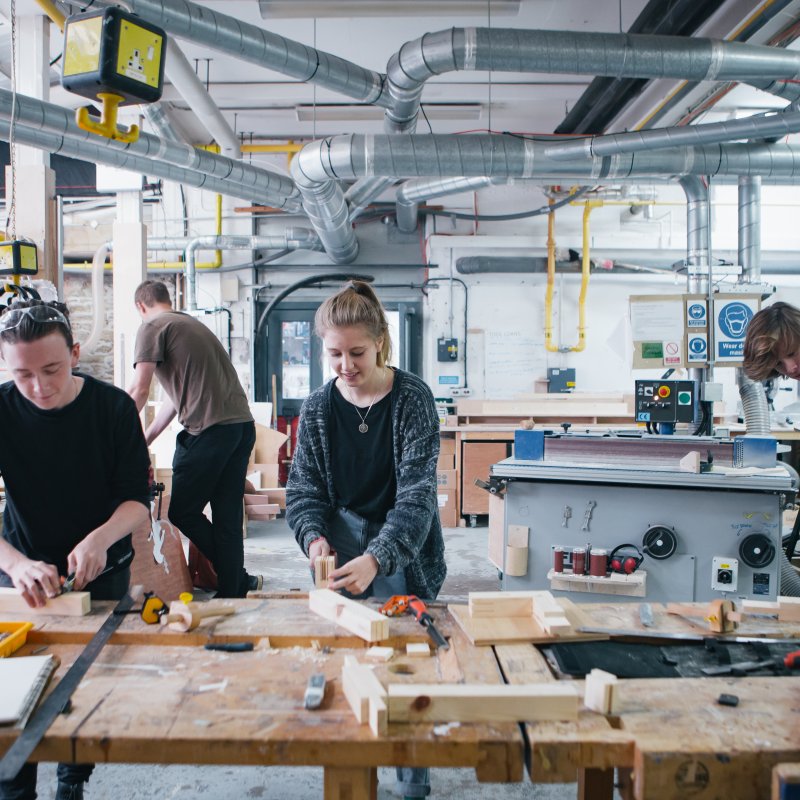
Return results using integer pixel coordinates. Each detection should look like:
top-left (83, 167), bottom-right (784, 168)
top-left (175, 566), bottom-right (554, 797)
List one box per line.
top-left (505, 545), bottom-right (528, 577)
top-left (584, 668), bottom-right (619, 714)
top-left (779, 597), bottom-right (800, 623)
top-left (507, 524), bottom-right (529, 548)
top-left (468, 591), bottom-right (534, 618)
top-left (365, 646), bottom-right (394, 662)
top-left (341, 656), bottom-right (388, 736)
top-left (309, 589), bottom-right (389, 642)
top-left (406, 642), bottom-right (430, 658)
top-left (314, 556), bottom-right (336, 589)
top-left (0, 587), bottom-right (90, 616)
top-left (531, 592), bottom-right (571, 636)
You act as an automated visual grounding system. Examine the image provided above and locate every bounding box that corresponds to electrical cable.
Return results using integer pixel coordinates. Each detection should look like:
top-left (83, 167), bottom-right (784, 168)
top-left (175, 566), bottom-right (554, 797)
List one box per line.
top-left (422, 277), bottom-right (468, 390)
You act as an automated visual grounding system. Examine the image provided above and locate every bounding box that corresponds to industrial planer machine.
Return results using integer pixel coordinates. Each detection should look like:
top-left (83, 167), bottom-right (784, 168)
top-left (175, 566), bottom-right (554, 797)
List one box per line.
top-left (490, 431), bottom-right (796, 603)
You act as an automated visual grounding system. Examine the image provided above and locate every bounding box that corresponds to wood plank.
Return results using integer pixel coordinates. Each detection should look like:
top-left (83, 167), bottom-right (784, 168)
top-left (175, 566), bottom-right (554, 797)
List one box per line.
top-left (314, 556), bottom-right (336, 589)
top-left (0, 587), bottom-right (90, 616)
top-left (584, 669), bottom-right (620, 715)
top-left (468, 591), bottom-right (534, 618)
top-left (309, 590), bottom-right (389, 642)
top-left (387, 683), bottom-right (579, 724)
top-left (548, 569), bottom-right (647, 597)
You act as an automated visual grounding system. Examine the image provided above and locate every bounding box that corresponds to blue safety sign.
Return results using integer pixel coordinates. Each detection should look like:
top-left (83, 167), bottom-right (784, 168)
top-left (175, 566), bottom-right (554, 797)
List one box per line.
top-left (717, 302), bottom-right (753, 340)
top-left (687, 302), bottom-right (707, 328)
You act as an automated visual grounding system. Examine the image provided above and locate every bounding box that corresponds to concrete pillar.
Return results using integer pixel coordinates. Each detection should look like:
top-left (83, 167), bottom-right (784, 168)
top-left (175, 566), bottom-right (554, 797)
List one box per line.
top-left (112, 191), bottom-right (146, 389)
top-left (6, 14), bottom-right (57, 289)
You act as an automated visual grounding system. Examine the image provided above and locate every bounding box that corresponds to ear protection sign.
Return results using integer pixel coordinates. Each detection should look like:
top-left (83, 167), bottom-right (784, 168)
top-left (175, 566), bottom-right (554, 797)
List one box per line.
top-left (609, 543), bottom-right (644, 575)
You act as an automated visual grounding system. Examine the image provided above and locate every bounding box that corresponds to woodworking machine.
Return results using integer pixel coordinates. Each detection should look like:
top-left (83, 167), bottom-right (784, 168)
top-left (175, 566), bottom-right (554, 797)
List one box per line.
top-left (491, 432), bottom-right (796, 603)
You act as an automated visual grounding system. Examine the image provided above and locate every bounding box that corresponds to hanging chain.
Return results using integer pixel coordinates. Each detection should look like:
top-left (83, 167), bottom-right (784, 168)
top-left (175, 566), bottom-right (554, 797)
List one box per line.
top-left (7, 0), bottom-right (18, 240)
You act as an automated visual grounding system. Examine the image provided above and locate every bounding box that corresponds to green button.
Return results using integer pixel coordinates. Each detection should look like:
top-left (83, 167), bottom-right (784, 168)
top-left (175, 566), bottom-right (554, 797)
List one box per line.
top-left (678, 392), bottom-right (691, 405)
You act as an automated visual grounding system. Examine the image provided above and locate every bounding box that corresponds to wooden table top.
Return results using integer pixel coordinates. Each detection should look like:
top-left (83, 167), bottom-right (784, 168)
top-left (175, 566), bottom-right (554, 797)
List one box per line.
top-left (2, 595), bottom-right (800, 800)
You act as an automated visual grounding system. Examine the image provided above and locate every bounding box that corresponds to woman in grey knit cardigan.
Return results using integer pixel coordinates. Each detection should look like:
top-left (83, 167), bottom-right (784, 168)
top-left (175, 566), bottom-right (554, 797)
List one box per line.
top-left (286, 280), bottom-right (446, 601)
top-left (286, 281), bottom-right (445, 800)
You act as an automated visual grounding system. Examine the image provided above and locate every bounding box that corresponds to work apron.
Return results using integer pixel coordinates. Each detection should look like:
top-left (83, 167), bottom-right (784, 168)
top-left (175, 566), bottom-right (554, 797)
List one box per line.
top-left (326, 506), bottom-right (407, 599)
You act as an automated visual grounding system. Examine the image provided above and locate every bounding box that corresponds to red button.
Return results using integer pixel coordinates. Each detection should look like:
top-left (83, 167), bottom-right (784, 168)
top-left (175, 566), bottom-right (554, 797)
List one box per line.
top-left (658, 385), bottom-right (671, 398)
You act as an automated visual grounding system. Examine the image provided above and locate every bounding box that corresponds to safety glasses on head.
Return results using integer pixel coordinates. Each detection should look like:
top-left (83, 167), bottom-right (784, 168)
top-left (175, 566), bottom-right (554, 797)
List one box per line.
top-left (0, 303), bottom-right (71, 333)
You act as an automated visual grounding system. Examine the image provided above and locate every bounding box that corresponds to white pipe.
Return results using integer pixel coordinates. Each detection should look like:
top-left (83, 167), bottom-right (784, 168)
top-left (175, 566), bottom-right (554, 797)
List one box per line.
top-left (82, 242), bottom-right (111, 354)
top-left (165, 40), bottom-right (240, 158)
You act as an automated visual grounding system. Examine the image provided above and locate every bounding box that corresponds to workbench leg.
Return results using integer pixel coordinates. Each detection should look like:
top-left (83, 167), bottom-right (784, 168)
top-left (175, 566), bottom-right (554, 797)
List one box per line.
top-left (577, 767), bottom-right (614, 800)
top-left (323, 766), bottom-right (377, 800)
top-left (617, 767), bottom-right (635, 800)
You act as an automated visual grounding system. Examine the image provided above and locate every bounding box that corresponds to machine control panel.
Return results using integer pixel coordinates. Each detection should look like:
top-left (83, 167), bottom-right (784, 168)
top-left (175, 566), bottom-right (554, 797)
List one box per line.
top-left (711, 556), bottom-right (739, 592)
top-left (635, 379), bottom-right (697, 423)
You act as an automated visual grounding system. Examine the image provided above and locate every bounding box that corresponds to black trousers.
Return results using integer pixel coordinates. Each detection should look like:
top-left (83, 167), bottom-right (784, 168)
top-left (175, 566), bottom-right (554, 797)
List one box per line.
top-left (0, 568), bottom-right (130, 800)
top-left (168, 420), bottom-right (256, 598)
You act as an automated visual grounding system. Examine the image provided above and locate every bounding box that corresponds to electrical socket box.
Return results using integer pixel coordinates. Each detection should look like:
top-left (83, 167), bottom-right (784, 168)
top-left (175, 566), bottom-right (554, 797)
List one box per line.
top-left (0, 241), bottom-right (38, 275)
top-left (437, 337), bottom-right (458, 362)
top-left (547, 367), bottom-right (576, 393)
top-left (451, 387), bottom-right (471, 397)
top-left (711, 556), bottom-right (738, 592)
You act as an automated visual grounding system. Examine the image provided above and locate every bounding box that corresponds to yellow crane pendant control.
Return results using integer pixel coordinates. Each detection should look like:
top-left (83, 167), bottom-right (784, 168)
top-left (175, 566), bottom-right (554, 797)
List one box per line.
top-left (62, 7), bottom-right (166, 143)
top-left (0, 241), bottom-right (38, 276)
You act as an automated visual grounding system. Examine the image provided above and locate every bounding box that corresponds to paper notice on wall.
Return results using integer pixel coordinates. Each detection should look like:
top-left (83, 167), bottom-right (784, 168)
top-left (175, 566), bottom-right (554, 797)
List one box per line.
top-left (484, 329), bottom-right (544, 400)
top-left (630, 300), bottom-right (684, 341)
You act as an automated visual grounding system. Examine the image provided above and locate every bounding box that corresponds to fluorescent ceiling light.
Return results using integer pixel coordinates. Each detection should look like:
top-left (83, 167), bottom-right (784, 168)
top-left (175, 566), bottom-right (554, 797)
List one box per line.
top-left (295, 104), bottom-right (483, 121)
top-left (260, 0), bottom-right (520, 18)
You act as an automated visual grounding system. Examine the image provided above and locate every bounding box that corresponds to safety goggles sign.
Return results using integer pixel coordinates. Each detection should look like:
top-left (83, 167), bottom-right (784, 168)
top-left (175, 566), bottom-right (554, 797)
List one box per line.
top-left (713, 299), bottom-right (757, 362)
top-left (686, 301), bottom-right (707, 328)
top-left (687, 333), bottom-right (708, 363)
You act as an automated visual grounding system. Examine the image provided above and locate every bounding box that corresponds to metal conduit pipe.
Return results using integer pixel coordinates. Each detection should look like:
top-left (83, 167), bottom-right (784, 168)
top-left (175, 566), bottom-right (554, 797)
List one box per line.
top-left (295, 135), bottom-right (800, 262)
top-left (546, 108), bottom-right (800, 161)
top-left (164, 39), bottom-right (240, 158)
top-left (82, 242), bottom-right (111, 354)
top-left (346, 177), bottom-right (397, 222)
top-left (348, 27), bottom-right (800, 214)
top-left (738, 176), bottom-right (762, 285)
top-left (110, 0), bottom-right (386, 107)
top-left (382, 28), bottom-right (800, 134)
top-left (185, 231), bottom-right (324, 310)
top-left (395, 177), bottom-right (499, 232)
top-left (290, 155), bottom-right (359, 264)
top-left (142, 102), bottom-right (186, 143)
top-left (0, 118), bottom-right (280, 207)
top-left (0, 89), bottom-right (301, 211)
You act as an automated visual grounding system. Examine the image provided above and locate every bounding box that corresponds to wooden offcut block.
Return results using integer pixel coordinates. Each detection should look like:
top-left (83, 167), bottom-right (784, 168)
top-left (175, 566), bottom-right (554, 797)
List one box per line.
top-left (0, 587), bottom-right (90, 616)
top-left (584, 669), bottom-right (620, 714)
top-left (406, 642), bottom-right (430, 658)
top-left (468, 591), bottom-right (534, 618)
top-left (779, 597), bottom-right (800, 623)
top-left (341, 656), bottom-right (388, 736)
top-left (531, 592), bottom-right (571, 635)
top-left (309, 589), bottom-right (389, 642)
top-left (387, 683), bottom-right (579, 724)
top-left (364, 646), bottom-right (394, 662)
top-left (314, 556), bottom-right (336, 589)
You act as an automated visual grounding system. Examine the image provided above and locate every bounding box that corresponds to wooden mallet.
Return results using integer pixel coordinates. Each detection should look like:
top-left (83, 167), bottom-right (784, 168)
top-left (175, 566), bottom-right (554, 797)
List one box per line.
top-left (161, 601), bottom-right (236, 632)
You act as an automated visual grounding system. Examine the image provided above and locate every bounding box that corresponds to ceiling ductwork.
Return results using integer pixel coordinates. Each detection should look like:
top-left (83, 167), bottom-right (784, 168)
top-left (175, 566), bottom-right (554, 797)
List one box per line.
top-left (0, 88), bottom-right (300, 210)
top-left (396, 177), bottom-right (500, 232)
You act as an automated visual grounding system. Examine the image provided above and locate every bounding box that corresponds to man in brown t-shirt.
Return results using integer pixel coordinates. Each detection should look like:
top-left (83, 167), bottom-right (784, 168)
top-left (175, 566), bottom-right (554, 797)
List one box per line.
top-left (127, 280), bottom-right (258, 598)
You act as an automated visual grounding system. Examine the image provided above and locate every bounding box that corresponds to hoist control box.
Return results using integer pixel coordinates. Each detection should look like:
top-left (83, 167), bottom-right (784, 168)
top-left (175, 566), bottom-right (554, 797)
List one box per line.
top-left (62, 7), bottom-right (166, 105)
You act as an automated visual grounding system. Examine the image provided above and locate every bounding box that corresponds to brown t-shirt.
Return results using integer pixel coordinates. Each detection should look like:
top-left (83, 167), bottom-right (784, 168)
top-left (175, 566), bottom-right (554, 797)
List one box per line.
top-left (133, 311), bottom-right (252, 434)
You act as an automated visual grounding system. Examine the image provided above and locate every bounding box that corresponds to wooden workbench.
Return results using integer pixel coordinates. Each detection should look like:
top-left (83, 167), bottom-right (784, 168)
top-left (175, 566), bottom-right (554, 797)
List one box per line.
top-left (2, 596), bottom-right (800, 800)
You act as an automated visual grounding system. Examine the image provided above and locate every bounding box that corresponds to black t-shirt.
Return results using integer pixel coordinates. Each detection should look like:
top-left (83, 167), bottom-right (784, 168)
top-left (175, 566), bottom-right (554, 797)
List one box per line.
top-left (329, 386), bottom-right (395, 523)
top-left (0, 374), bottom-right (150, 577)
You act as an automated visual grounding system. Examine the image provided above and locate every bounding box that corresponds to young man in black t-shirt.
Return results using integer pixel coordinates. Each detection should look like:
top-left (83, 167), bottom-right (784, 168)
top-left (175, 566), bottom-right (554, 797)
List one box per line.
top-left (0, 300), bottom-right (150, 800)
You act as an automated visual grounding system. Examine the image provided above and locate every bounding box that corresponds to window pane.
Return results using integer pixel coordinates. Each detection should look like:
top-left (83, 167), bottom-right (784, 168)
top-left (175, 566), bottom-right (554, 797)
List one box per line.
top-left (282, 320), bottom-right (311, 400)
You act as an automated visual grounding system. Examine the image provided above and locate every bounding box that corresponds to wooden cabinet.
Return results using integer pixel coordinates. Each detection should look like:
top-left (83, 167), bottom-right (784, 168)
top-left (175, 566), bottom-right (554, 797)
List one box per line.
top-left (461, 441), bottom-right (509, 515)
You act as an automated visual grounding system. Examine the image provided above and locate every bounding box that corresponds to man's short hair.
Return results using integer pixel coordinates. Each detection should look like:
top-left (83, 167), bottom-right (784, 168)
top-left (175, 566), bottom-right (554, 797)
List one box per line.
top-left (0, 300), bottom-right (74, 349)
top-left (134, 280), bottom-right (172, 308)
top-left (743, 301), bottom-right (800, 381)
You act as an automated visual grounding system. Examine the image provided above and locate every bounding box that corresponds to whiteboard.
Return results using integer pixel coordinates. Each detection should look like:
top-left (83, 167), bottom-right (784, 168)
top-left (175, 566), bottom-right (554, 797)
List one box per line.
top-left (484, 329), bottom-right (545, 400)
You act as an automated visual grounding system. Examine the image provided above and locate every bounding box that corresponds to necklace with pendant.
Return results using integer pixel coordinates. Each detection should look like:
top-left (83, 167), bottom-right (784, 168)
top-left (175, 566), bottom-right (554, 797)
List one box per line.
top-left (342, 371), bottom-right (385, 434)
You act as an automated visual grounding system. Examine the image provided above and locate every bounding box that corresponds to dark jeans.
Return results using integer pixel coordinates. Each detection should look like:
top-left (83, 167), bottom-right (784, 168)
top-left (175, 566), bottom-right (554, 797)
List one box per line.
top-left (168, 420), bottom-right (256, 598)
top-left (325, 508), bottom-right (431, 797)
top-left (0, 568), bottom-right (130, 800)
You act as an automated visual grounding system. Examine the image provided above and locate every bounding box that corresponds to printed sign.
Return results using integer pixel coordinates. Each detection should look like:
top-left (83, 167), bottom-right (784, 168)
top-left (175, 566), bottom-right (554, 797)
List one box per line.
top-left (686, 301), bottom-right (707, 328)
top-left (664, 340), bottom-right (682, 366)
top-left (714, 299), bottom-right (758, 362)
top-left (687, 334), bottom-right (708, 363)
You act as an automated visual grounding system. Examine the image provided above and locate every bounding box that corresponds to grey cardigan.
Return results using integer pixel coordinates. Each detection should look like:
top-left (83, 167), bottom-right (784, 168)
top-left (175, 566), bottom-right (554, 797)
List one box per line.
top-left (286, 368), bottom-right (446, 599)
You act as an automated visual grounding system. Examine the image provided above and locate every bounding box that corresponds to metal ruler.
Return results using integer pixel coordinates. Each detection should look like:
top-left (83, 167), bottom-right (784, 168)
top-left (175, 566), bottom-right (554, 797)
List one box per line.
top-left (0, 591), bottom-right (136, 780)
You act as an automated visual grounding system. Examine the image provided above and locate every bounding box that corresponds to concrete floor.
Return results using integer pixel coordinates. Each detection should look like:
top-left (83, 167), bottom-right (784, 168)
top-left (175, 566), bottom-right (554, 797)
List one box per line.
top-left (35, 520), bottom-right (620, 800)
